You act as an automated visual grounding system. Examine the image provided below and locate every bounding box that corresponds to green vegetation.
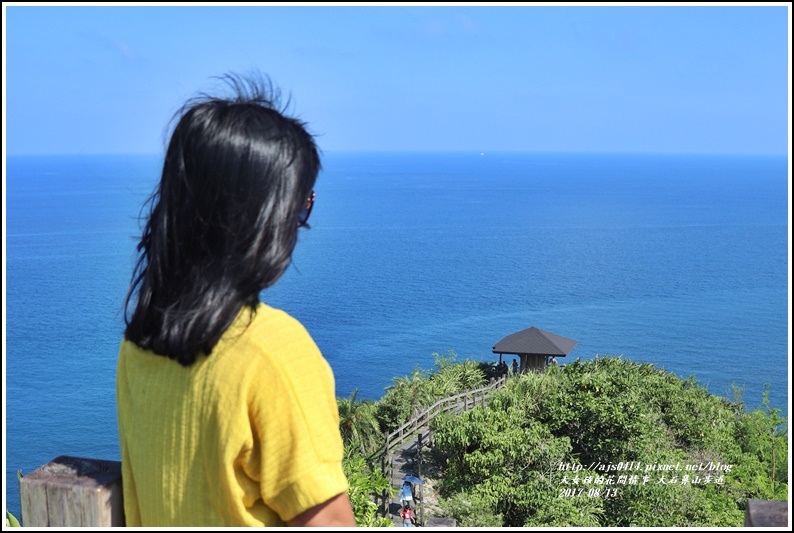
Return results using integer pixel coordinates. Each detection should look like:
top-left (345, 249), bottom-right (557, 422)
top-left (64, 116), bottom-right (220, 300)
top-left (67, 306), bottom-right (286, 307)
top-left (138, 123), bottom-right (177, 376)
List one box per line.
top-left (338, 389), bottom-right (382, 459)
top-left (338, 389), bottom-right (395, 527)
top-left (6, 471), bottom-right (23, 527)
top-left (342, 454), bottom-right (394, 527)
top-left (373, 351), bottom-right (487, 435)
top-left (6, 510), bottom-right (21, 528)
top-left (338, 351), bottom-right (489, 526)
top-left (337, 353), bottom-right (787, 527)
top-left (430, 356), bottom-right (788, 527)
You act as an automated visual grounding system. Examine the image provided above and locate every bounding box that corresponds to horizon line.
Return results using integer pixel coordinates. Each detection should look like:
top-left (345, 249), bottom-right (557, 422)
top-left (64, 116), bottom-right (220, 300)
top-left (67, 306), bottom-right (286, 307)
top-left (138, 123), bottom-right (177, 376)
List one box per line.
top-left (4, 148), bottom-right (790, 158)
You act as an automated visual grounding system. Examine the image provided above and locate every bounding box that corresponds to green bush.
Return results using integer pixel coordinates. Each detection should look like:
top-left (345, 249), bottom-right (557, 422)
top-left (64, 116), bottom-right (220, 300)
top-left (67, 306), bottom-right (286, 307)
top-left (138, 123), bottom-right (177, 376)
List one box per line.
top-left (374, 352), bottom-right (487, 434)
top-left (342, 453), bottom-right (394, 527)
top-left (428, 356), bottom-right (787, 527)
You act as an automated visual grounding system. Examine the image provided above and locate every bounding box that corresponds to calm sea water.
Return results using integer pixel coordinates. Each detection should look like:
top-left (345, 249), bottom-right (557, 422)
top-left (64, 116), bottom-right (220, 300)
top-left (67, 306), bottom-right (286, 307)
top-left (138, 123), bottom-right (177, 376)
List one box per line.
top-left (4, 152), bottom-right (790, 518)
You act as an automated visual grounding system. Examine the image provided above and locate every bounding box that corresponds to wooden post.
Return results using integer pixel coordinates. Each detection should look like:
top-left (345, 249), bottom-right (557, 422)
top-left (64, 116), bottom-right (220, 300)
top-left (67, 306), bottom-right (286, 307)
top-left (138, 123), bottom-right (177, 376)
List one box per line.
top-left (384, 453), bottom-right (394, 517)
top-left (380, 450), bottom-right (388, 517)
top-left (417, 433), bottom-right (424, 526)
top-left (19, 456), bottom-right (124, 527)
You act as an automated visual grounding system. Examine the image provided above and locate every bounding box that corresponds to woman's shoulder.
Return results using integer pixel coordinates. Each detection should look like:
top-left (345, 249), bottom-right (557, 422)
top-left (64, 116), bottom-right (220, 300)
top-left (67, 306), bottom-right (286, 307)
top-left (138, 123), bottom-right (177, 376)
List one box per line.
top-left (226, 303), bottom-right (338, 411)
top-left (248, 302), bottom-right (314, 344)
top-left (198, 303), bottom-right (333, 402)
top-left (224, 302), bottom-right (325, 369)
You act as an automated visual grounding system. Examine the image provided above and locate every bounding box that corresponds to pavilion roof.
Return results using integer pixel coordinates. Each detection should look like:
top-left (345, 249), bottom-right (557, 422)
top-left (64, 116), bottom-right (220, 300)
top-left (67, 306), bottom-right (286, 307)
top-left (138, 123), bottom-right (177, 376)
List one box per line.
top-left (492, 326), bottom-right (578, 357)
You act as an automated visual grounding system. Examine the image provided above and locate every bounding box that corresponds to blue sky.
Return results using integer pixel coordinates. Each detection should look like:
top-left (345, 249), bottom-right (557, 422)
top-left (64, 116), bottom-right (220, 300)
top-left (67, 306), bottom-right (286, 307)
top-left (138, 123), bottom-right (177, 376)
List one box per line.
top-left (3, 4), bottom-right (791, 155)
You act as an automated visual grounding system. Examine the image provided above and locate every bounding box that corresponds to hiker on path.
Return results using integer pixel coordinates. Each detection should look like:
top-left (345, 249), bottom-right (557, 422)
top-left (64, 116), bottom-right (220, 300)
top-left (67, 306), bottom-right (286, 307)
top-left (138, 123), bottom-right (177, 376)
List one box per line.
top-left (399, 482), bottom-right (414, 510)
top-left (400, 506), bottom-right (415, 527)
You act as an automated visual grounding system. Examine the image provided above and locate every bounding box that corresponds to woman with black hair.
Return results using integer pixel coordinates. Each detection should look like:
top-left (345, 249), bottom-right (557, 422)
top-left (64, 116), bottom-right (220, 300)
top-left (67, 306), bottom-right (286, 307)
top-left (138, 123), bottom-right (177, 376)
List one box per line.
top-left (116, 73), bottom-right (355, 527)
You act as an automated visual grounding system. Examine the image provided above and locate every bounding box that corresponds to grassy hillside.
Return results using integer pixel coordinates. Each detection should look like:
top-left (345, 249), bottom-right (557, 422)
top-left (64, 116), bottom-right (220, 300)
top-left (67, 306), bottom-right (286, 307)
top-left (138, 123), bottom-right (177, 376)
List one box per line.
top-left (340, 354), bottom-right (788, 527)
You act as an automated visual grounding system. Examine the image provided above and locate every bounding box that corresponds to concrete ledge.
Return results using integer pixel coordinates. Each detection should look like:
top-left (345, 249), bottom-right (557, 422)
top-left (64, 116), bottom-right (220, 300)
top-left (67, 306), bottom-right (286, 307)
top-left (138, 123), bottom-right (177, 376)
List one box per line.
top-left (744, 499), bottom-right (788, 527)
top-left (424, 517), bottom-right (457, 527)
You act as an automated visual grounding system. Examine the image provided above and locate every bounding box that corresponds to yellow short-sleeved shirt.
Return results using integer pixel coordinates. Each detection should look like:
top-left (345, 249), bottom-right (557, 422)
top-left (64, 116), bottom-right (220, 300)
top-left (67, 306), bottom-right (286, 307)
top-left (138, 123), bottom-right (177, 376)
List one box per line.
top-left (116, 303), bottom-right (348, 526)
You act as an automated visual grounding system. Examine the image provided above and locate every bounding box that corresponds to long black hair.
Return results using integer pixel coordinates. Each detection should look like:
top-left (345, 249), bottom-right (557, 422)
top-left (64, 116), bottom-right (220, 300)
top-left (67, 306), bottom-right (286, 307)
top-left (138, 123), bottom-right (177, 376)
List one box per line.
top-left (124, 73), bottom-right (320, 366)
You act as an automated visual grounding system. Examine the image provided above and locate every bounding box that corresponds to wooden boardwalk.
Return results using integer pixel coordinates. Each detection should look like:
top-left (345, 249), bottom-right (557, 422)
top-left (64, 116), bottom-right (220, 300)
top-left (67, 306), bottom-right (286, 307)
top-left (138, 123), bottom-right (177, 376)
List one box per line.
top-left (387, 428), bottom-right (431, 526)
top-left (376, 375), bottom-right (508, 526)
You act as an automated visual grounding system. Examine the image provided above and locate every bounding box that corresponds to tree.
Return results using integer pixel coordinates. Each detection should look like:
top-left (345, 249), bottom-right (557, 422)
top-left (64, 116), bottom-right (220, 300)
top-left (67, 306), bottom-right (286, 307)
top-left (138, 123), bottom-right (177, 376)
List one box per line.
top-left (338, 389), bottom-right (382, 457)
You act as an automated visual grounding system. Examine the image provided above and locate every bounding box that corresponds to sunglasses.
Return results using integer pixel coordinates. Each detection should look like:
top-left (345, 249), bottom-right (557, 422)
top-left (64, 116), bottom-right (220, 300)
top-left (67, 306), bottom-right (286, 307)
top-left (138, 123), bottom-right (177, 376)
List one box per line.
top-left (298, 190), bottom-right (315, 227)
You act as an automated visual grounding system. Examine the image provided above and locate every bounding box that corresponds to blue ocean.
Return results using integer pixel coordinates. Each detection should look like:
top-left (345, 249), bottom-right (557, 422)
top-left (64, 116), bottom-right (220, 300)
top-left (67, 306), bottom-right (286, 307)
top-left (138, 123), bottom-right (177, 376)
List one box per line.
top-left (4, 152), bottom-right (789, 519)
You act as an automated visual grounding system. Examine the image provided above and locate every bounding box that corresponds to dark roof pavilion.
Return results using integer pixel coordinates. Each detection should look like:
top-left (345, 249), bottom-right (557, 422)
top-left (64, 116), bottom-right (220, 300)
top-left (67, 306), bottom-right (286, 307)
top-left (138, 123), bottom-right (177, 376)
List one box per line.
top-left (493, 326), bottom-right (577, 357)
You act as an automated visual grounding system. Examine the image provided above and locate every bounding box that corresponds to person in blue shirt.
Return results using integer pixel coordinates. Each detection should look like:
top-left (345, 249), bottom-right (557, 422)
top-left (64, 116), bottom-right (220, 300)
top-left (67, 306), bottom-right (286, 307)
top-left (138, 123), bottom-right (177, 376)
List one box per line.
top-left (400, 482), bottom-right (414, 509)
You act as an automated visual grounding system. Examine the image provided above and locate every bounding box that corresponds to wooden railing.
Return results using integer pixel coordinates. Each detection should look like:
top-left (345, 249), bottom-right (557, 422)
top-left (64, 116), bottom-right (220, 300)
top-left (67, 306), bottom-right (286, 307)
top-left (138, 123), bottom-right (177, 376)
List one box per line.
top-left (376, 374), bottom-right (508, 517)
top-left (383, 374), bottom-right (508, 458)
